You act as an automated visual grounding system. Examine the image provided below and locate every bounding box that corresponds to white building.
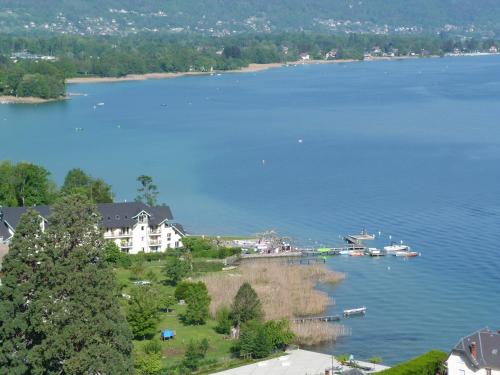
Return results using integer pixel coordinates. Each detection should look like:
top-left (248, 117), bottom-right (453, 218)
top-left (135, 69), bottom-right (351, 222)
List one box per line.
top-left (447, 328), bottom-right (500, 375)
top-left (0, 202), bottom-right (185, 254)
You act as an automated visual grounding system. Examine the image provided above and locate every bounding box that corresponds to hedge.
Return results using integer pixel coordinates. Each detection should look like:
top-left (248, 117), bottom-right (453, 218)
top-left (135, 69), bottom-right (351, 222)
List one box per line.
top-left (378, 350), bottom-right (447, 375)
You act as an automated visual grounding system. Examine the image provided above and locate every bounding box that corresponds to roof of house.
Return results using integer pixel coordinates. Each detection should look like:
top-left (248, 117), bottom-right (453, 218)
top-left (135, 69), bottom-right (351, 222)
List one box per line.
top-left (0, 202), bottom-right (175, 232)
top-left (97, 202), bottom-right (173, 229)
top-left (451, 328), bottom-right (500, 370)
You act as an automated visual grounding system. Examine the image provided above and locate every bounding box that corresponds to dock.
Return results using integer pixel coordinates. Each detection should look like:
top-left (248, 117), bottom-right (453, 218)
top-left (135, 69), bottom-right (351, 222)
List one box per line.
top-left (344, 229), bottom-right (375, 245)
top-left (292, 315), bottom-right (341, 323)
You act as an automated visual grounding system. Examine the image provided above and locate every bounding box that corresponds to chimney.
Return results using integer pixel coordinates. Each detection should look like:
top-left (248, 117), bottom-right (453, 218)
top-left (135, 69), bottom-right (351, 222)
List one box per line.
top-left (470, 342), bottom-right (477, 360)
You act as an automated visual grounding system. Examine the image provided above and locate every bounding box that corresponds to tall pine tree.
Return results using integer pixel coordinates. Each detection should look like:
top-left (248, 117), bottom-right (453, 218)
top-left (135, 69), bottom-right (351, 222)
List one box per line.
top-left (0, 195), bottom-right (134, 374)
top-left (0, 209), bottom-right (44, 373)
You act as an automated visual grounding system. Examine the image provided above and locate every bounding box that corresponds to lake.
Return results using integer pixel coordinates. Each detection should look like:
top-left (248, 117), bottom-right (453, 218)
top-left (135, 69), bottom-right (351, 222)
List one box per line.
top-left (2, 55), bottom-right (500, 364)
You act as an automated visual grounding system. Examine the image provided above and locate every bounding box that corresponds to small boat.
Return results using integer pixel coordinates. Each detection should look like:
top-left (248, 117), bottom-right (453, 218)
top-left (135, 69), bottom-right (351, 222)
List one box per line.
top-left (395, 251), bottom-right (419, 257)
top-left (384, 243), bottom-right (409, 254)
top-left (96, 102), bottom-right (105, 106)
top-left (350, 250), bottom-right (364, 257)
top-left (339, 250), bottom-right (351, 255)
top-left (344, 306), bottom-right (367, 316)
top-left (368, 248), bottom-right (384, 256)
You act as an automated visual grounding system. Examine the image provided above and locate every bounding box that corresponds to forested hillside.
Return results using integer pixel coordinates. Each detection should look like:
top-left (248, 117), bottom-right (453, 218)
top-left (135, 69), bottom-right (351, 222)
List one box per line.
top-left (1, 0), bottom-right (500, 36)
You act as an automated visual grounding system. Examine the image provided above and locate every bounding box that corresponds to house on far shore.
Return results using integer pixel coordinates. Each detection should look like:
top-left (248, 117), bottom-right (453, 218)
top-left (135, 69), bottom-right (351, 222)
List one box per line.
top-left (299, 53), bottom-right (310, 60)
top-left (447, 328), bottom-right (500, 374)
top-left (0, 202), bottom-right (185, 254)
top-left (490, 46), bottom-right (498, 54)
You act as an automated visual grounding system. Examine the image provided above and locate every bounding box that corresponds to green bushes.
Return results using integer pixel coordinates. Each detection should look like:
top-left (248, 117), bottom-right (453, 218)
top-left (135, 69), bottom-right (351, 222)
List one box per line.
top-left (235, 320), bottom-right (295, 359)
top-left (182, 237), bottom-right (241, 259)
top-left (377, 350), bottom-right (447, 375)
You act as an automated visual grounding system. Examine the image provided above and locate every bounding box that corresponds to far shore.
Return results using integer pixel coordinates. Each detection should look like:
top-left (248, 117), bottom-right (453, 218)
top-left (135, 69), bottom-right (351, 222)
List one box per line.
top-left (66, 55), bottom-right (416, 84)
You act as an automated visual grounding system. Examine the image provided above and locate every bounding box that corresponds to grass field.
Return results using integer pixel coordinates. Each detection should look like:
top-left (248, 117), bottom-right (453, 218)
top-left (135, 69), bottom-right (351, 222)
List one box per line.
top-left (113, 259), bottom-right (242, 371)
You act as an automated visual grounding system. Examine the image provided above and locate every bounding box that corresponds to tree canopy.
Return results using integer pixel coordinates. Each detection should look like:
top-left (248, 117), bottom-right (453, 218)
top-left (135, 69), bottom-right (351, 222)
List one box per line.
top-left (231, 282), bottom-right (263, 325)
top-left (0, 195), bottom-right (134, 374)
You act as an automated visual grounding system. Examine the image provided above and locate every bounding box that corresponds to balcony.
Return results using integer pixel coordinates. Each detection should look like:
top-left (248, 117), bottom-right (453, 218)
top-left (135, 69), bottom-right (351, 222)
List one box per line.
top-left (149, 240), bottom-right (161, 246)
top-left (120, 242), bottom-right (133, 248)
top-left (148, 228), bottom-right (161, 235)
top-left (105, 230), bottom-right (132, 238)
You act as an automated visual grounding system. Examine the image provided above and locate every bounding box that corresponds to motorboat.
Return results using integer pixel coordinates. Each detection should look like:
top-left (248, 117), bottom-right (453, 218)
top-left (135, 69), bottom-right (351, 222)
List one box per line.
top-left (368, 248), bottom-right (384, 256)
top-left (384, 243), bottom-right (410, 254)
top-left (344, 306), bottom-right (367, 316)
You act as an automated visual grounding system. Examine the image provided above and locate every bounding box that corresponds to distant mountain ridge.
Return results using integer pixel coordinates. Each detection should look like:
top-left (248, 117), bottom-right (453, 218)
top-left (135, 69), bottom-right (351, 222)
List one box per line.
top-left (1, 0), bottom-right (500, 35)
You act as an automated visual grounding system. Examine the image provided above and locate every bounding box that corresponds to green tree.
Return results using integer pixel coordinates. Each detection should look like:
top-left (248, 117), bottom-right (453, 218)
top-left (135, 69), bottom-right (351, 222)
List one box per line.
top-left (182, 339), bottom-right (209, 371)
top-left (127, 286), bottom-right (160, 339)
top-left (0, 161), bottom-right (17, 206)
top-left (62, 168), bottom-right (114, 203)
top-left (135, 351), bottom-right (163, 375)
top-left (181, 282), bottom-right (211, 325)
top-left (104, 241), bottom-right (131, 268)
top-left (237, 321), bottom-right (273, 359)
top-left (135, 175), bottom-right (159, 206)
top-left (12, 195), bottom-right (133, 373)
top-left (13, 162), bottom-right (54, 206)
top-left (163, 257), bottom-right (190, 286)
top-left (231, 283), bottom-right (263, 325)
top-left (215, 307), bottom-right (233, 335)
top-left (264, 320), bottom-right (295, 350)
top-left (0, 209), bottom-right (44, 373)
top-left (174, 280), bottom-right (194, 301)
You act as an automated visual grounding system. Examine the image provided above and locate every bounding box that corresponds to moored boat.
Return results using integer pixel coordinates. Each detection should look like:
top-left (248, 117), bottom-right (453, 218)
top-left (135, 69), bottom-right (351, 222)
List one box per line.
top-left (368, 248), bottom-right (384, 256)
top-left (343, 306), bottom-right (367, 316)
top-left (384, 243), bottom-right (409, 254)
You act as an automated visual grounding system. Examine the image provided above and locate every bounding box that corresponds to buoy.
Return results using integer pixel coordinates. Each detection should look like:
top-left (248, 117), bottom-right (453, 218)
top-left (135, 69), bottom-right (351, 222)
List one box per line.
top-left (298, 139), bottom-right (303, 143)
top-left (262, 159), bottom-right (266, 165)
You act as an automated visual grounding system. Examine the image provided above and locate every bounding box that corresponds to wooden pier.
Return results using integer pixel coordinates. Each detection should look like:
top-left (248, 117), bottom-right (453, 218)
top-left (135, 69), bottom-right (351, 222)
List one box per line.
top-left (287, 257), bottom-right (326, 265)
top-left (292, 315), bottom-right (341, 323)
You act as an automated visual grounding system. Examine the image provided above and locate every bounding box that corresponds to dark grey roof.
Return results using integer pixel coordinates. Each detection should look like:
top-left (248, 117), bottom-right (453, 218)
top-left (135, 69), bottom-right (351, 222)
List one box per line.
top-left (0, 206), bottom-right (51, 230)
top-left (98, 202), bottom-right (173, 229)
top-left (0, 221), bottom-right (11, 240)
top-left (452, 328), bottom-right (500, 370)
top-left (0, 202), bottom-right (175, 232)
top-left (171, 223), bottom-right (186, 236)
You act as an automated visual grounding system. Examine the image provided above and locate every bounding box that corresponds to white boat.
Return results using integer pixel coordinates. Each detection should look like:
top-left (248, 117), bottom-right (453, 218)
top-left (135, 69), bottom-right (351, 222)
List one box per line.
top-left (395, 251), bottom-right (420, 257)
top-left (339, 250), bottom-right (351, 255)
top-left (384, 244), bottom-right (409, 254)
top-left (343, 306), bottom-right (367, 316)
top-left (96, 102), bottom-right (105, 106)
top-left (368, 248), bottom-right (384, 256)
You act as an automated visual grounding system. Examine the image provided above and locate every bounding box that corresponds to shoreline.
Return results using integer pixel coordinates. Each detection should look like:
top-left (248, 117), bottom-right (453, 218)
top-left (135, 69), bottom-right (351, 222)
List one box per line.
top-left (65, 56), bottom-right (414, 84)
top-left (0, 95), bottom-right (67, 105)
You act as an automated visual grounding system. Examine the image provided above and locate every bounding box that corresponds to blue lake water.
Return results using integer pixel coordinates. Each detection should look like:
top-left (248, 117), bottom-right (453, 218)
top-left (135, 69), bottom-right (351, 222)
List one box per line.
top-left (2, 55), bottom-right (500, 364)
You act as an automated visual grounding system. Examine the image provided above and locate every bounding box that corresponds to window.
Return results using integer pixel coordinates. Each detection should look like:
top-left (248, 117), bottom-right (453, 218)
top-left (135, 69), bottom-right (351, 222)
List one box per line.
top-left (175, 241), bottom-right (179, 248)
top-left (115, 215), bottom-right (120, 220)
top-left (141, 226), bottom-right (145, 231)
top-left (458, 370), bottom-right (465, 375)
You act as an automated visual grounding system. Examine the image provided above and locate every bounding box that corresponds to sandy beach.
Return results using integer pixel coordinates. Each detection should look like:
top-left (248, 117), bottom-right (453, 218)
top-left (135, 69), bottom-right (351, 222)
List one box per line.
top-left (65, 58), bottom-right (363, 84)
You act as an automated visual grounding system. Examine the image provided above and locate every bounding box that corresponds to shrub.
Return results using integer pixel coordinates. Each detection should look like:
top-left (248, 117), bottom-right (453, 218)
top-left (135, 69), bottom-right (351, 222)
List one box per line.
top-left (368, 356), bottom-right (383, 364)
top-left (215, 307), bottom-right (233, 335)
top-left (377, 350), bottom-right (447, 375)
top-left (182, 339), bottom-right (209, 371)
top-left (235, 320), bottom-right (294, 359)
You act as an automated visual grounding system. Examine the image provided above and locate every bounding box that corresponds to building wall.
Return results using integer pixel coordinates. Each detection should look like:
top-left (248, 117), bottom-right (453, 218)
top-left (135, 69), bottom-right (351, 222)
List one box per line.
top-left (103, 219), bottom-right (183, 254)
top-left (447, 353), bottom-right (499, 375)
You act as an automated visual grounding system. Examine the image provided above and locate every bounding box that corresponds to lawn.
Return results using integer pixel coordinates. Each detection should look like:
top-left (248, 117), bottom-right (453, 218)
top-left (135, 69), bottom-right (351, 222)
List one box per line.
top-left (113, 258), bottom-right (244, 371)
